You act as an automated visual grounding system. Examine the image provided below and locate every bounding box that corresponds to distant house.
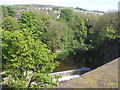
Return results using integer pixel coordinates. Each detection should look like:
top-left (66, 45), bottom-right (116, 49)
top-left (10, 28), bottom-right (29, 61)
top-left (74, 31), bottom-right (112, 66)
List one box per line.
top-left (38, 8), bottom-right (41, 10)
top-left (73, 9), bottom-right (80, 12)
top-left (18, 8), bottom-right (29, 13)
top-left (14, 8), bottom-right (29, 19)
top-left (79, 10), bottom-right (104, 16)
top-left (57, 14), bottom-right (60, 19)
top-left (48, 8), bottom-right (53, 11)
top-left (47, 13), bottom-right (60, 19)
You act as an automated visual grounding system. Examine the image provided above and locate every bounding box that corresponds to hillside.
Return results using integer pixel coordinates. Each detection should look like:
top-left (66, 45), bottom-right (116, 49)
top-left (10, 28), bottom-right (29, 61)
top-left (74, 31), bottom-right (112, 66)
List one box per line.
top-left (57, 58), bottom-right (119, 88)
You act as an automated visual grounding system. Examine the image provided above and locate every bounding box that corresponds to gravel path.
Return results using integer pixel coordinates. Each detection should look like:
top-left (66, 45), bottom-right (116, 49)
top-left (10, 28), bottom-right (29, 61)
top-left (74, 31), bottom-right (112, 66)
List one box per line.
top-left (57, 58), bottom-right (119, 88)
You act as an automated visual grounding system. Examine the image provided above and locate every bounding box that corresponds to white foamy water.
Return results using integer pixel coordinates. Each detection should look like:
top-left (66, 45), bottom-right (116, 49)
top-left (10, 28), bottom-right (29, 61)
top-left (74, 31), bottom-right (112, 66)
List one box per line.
top-left (58, 75), bottom-right (80, 82)
top-left (49, 67), bottom-right (91, 82)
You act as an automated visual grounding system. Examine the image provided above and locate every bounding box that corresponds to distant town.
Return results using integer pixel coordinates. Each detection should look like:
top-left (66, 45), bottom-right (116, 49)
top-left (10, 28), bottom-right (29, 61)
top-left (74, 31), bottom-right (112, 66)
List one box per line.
top-left (11, 4), bottom-right (105, 19)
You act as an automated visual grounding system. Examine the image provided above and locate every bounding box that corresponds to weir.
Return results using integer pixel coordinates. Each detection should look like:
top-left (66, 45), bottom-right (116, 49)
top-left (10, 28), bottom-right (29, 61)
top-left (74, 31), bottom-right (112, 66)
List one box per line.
top-left (49, 67), bottom-right (91, 82)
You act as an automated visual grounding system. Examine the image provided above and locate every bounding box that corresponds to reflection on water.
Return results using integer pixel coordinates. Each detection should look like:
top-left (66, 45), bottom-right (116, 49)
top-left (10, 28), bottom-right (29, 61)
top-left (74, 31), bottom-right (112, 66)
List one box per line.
top-left (54, 60), bottom-right (78, 72)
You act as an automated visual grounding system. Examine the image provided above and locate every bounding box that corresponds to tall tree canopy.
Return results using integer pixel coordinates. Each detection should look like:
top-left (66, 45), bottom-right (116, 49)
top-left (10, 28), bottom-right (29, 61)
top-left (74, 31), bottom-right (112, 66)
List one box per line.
top-left (19, 11), bottom-right (43, 40)
top-left (2, 6), bottom-right (9, 17)
top-left (44, 19), bottom-right (66, 52)
top-left (6, 6), bottom-right (16, 17)
top-left (2, 16), bottom-right (20, 31)
top-left (59, 8), bottom-right (74, 22)
top-left (2, 28), bottom-right (59, 88)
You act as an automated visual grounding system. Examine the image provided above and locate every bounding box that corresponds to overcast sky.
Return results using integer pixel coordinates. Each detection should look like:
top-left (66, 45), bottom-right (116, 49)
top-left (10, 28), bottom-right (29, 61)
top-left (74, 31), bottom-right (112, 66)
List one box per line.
top-left (0, 0), bottom-right (119, 11)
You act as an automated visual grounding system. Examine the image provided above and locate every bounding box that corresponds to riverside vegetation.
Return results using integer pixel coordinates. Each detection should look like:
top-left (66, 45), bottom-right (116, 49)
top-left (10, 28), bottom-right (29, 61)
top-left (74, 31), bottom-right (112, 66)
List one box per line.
top-left (0, 5), bottom-right (120, 88)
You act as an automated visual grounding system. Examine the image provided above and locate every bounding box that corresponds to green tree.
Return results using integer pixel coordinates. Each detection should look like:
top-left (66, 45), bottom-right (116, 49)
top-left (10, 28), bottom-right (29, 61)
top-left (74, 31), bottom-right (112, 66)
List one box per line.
top-left (102, 26), bottom-right (117, 40)
top-left (75, 19), bottom-right (87, 44)
top-left (59, 8), bottom-right (74, 22)
top-left (44, 19), bottom-right (65, 52)
top-left (67, 17), bottom-right (87, 44)
top-left (94, 12), bottom-right (118, 32)
top-left (2, 28), bottom-right (59, 88)
top-left (2, 16), bottom-right (19, 31)
top-left (6, 6), bottom-right (15, 17)
top-left (19, 11), bottom-right (43, 40)
top-left (92, 26), bottom-right (117, 47)
top-left (62, 28), bottom-right (76, 49)
top-left (2, 6), bottom-right (9, 17)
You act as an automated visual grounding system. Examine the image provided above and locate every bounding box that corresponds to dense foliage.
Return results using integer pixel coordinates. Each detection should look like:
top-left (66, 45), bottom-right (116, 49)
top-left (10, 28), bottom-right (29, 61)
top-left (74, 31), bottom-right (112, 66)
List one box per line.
top-left (2, 6), bottom-right (15, 17)
top-left (2, 28), bottom-right (59, 88)
top-left (59, 9), bottom-right (74, 22)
